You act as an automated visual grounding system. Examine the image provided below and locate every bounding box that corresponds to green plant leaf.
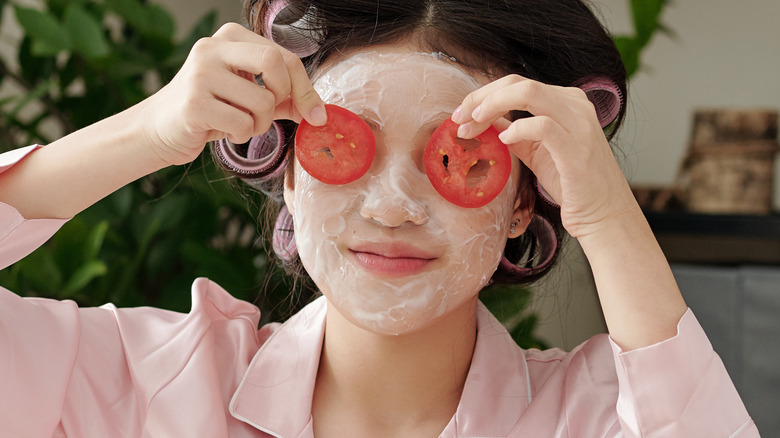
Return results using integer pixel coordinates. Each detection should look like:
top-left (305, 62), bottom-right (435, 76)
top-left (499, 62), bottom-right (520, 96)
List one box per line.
top-left (59, 56), bottom-right (79, 90)
top-left (630, 0), bottom-right (666, 48)
top-left (17, 37), bottom-right (56, 85)
top-left (104, 0), bottom-right (146, 31)
top-left (144, 4), bottom-right (175, 40)
top-left (49, 0), bottom-right (86, 17)
top-left (613, 36), bottom-right (640, 78)
top-left (17, 247), bottom-right (63, 293)
top-left (105, 0), bottom-right (174, 40)
top-left (64, 4), bottom-right (110, 59)
top-left (7, 78), bottom-right (55, 120)
top-left (0, 95), bottom-right (15, 107)
top-left (510, 314), bottom-right (547, 350)
top-left (48, 218), bottom-right (92, 274)
top-left (480, 285), bottom-right (531, 323)
top-left (13, 6), bottom-right (71, 56)
top-left (85, 221), bottom-right (110, 261)
top-left (112, 186), bottom-right (135, 217)
top-left (64, 259), bottom-right (108, 294)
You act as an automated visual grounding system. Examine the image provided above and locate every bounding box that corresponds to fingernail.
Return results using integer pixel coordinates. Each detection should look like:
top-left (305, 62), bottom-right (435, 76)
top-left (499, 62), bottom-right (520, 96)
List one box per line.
top-left (309, 105), bottom-right (327, 125)
top-left (471, 105), bottom-right (481, 121)
top-left (498, 130), bottom-right (509, 143)
top-left (451, 106), bottom-right (463, 123)
top-left (457, 123), bottom-right (471, 138)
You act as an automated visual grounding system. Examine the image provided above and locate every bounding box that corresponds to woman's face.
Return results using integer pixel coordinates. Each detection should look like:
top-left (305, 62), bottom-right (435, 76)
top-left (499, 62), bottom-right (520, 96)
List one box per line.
top-left (284, 46), bottom-right (522, 335)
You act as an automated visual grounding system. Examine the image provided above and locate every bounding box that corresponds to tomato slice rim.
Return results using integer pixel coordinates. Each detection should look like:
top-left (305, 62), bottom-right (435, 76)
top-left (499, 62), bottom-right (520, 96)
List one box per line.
top-left (294, 104), bottom-right (376, 185)
top-left (424, 119), bottom-right (512, 208)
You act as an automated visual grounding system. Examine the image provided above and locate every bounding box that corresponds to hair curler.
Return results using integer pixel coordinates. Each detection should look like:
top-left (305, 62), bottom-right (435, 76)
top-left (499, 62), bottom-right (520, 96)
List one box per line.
top-left (264, 0), bottom-right (322, 58)
top-left (578, 78), bottom-right (623, 128)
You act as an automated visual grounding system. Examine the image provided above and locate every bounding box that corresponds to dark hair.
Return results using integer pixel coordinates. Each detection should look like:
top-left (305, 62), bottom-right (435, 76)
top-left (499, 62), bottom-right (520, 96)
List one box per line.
top-left (232, 0), bottom-right (627, 285)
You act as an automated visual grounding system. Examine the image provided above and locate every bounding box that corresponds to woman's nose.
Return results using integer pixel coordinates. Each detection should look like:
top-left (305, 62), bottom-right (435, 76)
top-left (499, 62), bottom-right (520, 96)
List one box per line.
top-left (359, 164), bottom-right (429, 227)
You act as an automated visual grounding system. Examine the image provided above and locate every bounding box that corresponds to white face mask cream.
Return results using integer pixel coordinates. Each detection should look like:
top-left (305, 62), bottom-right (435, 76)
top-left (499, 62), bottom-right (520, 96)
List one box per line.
top-left (285, 49), bottom-right (520, 335)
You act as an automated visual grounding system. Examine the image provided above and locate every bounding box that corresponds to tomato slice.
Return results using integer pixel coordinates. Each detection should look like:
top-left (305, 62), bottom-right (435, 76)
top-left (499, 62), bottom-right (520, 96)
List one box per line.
top-left (294, 104), bottom-right (376, 185)
top-left (424, 119), bottom-right (512, 208)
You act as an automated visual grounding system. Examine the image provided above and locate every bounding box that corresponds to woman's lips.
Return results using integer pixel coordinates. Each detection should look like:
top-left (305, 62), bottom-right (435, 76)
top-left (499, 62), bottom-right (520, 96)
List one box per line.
top-left (349, 243), bottom-right (437, 276)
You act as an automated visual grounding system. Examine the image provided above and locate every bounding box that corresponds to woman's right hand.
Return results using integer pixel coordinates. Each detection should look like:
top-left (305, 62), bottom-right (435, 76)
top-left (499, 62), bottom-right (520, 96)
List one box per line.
top-left (0, 23), bottom-right (326, 220)
top-left (140, 23), bottom-right (327, 166)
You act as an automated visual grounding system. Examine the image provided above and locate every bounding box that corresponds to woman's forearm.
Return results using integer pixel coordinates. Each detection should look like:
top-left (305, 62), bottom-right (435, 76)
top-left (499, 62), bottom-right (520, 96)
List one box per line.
top-left (577, 205), bottom-right (688, 351)
top-left (0, 24), bottom-right (327, 221)
top-left (0, 101), bottom-right (169, 220)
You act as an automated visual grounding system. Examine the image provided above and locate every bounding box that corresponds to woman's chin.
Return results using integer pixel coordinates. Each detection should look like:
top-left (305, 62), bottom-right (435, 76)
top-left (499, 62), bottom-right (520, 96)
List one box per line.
top-left (347, 309), bottom-right (440, 336)
top-left (326, 289), bottom-right (472, 336)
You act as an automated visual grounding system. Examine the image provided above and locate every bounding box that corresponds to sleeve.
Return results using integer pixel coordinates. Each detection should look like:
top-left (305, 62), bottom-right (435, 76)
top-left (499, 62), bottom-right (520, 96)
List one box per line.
top-left (0, 145), bottom-right (69, 270)
top-left (611, 308), bottom-right (759, 437)
top-left (0, 290), bottom-right (82, 436)
top-left (0, 145), bottom-right (85, 436)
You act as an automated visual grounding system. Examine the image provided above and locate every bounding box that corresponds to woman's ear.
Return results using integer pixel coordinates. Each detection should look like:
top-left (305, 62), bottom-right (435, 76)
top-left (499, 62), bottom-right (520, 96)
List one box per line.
top-left (508, 197), bottom-right (533, 238)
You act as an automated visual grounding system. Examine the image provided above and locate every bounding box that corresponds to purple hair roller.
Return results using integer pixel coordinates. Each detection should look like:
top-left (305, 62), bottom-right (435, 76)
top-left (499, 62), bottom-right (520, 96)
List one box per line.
top-left (265, 0), bottom-right (321, 58)
top-left (212, 122), bottom-right (287, 181)
top-left (498, 214), bottom-right (559, 280)
top-left (532, 78), bottom-right (622, 209)
top-left (534, 177), bottom-right (559, 209)
top-left (578, 78), bottom-right (623, 128)
top-left (273, 205), bottom-right (297, 262)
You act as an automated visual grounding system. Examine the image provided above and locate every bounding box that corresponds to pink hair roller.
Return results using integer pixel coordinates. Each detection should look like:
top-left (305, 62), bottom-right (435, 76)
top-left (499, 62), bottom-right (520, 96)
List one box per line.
top-left (212, 122), bottom-right (287, 180)
top-left (498, 214), bottom-right (559, 281)
top-left (265, 0), bottom-right (322, 58)
top-left (578, 77), bottom-right (623, 129)
top-left (533, 77), bottom-right (624, 209)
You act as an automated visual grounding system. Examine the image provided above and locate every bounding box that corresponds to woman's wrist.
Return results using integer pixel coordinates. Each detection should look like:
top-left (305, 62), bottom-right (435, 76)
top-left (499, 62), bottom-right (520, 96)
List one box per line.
top-left (576, 203), bottom-right (688, 350)
top-left (0, 102), bottom-right (172, 219)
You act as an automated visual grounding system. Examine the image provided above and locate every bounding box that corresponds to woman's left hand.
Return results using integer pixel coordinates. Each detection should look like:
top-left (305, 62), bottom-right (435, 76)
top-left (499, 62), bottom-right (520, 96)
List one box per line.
top-left (454, 75), bottom-right (689, 351)
top-left (451, 74), bottom-right (638, 239)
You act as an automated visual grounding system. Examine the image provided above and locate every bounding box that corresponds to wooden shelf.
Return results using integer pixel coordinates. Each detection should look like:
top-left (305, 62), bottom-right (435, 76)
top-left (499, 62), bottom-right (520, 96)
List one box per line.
top-left (644, 211), bottom-right (780, 265)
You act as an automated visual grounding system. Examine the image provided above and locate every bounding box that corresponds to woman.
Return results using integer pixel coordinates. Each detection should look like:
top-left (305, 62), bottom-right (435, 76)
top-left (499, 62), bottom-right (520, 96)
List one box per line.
top-left (0, 0), bottom-right (756, 436)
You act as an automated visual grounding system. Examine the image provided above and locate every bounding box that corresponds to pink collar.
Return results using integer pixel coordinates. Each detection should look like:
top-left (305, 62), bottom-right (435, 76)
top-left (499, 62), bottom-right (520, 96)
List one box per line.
top-left (229, 297), bottom-right (531, 438)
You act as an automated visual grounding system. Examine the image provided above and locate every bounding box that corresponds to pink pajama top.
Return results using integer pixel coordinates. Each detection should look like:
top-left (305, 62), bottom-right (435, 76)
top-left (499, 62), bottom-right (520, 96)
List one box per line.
top-left (0, 146), bottom-right (758, 437)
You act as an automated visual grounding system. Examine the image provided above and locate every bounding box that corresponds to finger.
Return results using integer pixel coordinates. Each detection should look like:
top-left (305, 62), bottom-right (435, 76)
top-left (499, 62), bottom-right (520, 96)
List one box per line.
top-left (499, 117), bottom-right (562, 201)
top-left (272, 98), bottom-right (305, 123)
top-left (452, 74), bottom-right (530, 124)
top-left (201, 41), bottom-right (291, 107)
top-left (189, 98), bottom-right (256, 144)
top-left (460, 80), bottom-right (558, 139)
top-left (279, 49), bottom-right (327, 126)
top-left (460, 80), bottom-right (595, 140)
top-left (499, 116), bottom-right (569, 165)
top-left (492, 117), bottom-right (512, 132)
top-left (205, 25), bottom-right (326, 126)
top-left (229, 44), bottom-right (325, 127)
top-left (210, 71), bottom-right (278, 138)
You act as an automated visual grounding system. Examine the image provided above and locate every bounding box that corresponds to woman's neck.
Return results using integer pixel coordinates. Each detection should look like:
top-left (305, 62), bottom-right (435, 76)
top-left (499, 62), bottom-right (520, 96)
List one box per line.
top-left (312, 297), bottom-right (479, 438)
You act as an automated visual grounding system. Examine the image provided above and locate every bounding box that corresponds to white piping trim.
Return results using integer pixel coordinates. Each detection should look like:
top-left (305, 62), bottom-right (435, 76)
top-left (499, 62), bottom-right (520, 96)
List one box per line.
top-left (729, 419), bottom-right (755, 437)
top-left (519, 348), bottom-right (533, 404)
